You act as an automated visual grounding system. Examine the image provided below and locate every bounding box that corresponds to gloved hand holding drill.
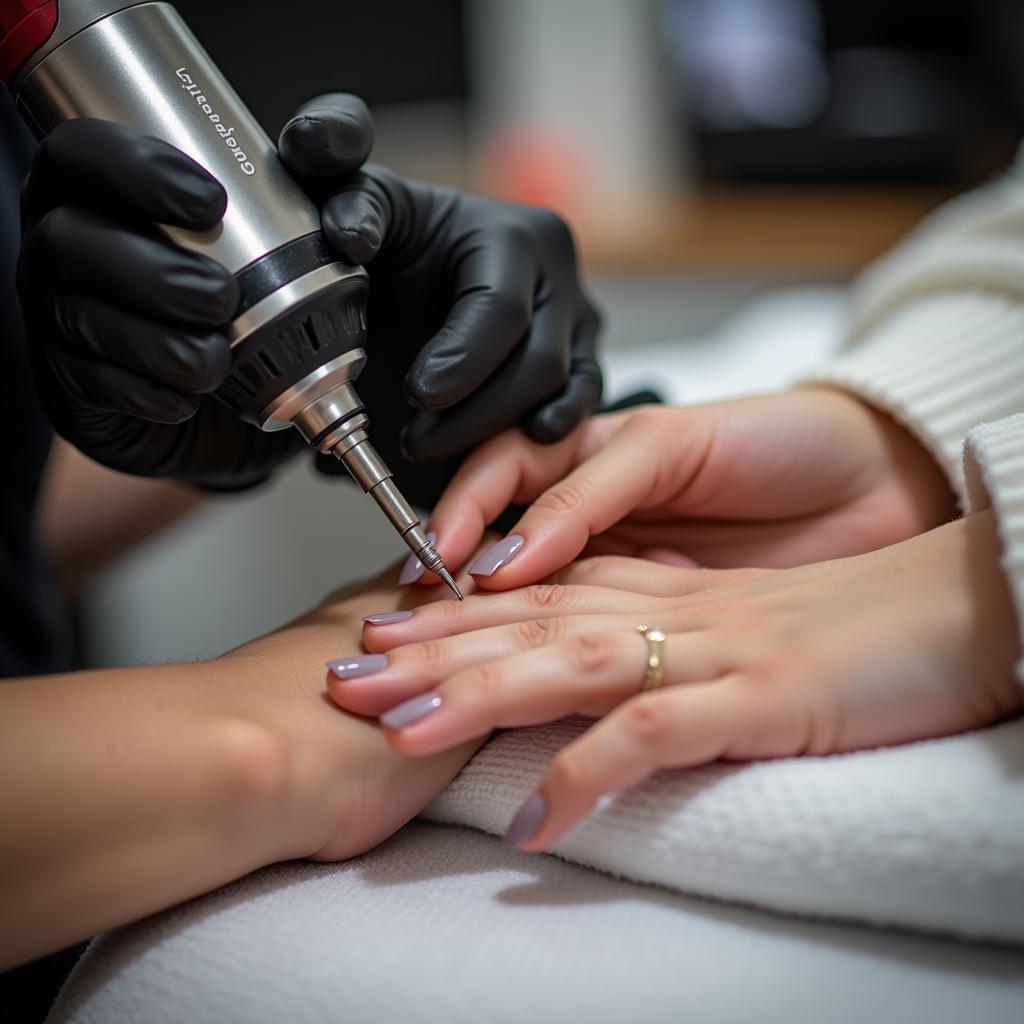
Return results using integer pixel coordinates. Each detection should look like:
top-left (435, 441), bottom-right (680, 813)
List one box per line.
top-left (17, 93), bottom-right (603, 499)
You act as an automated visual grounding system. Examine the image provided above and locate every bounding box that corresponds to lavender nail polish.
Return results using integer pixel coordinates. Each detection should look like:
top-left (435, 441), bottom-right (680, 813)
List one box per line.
top-left (504, 792), bottom-right (547, 849)
top-left (399, 532), bottom-right (437, 586)
top-left (363, 610), bottom-right (415, 626)
top-left (468, 534), bottom-right (525, 577)
top-left (327, 654), bottom-right (388, 680)
top-left (380, 692), bottom-right (443, 731)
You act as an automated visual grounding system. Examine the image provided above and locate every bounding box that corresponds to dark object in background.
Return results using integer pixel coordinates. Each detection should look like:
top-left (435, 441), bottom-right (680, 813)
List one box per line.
top-left (665, 0), bottom-right (1024, 185)
top-left (173, 0), bottom-right (467, 136)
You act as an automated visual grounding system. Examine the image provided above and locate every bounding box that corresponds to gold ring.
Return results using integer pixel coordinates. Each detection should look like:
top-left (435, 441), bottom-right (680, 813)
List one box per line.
top-left (635, 624), bottom-right (666, 693)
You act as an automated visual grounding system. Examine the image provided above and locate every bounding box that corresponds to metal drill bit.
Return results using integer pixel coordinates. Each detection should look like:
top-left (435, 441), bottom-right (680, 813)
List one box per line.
top-left (437, 567), bottom-right (464, 601)
top-left (332, 433), bottom-right (463, 600)
top-left (399, 521), bottom-right (463, 601)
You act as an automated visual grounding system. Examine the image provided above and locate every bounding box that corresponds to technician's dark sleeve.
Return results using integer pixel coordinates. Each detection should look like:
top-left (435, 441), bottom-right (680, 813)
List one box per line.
top-left (0, 87), bottom-right (72, 678)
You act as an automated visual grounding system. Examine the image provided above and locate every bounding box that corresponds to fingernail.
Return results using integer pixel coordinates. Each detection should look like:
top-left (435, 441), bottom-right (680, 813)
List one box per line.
top-left (380, 692), bottom-right (443, 731)
top-left (503, 792), bottom-right (547, 849)
top-left (399, 531), bottom-right (437, 585)
top-left (468, 535), bottom-right (525, 577)
top-left (363, 610), bottom-right (415, 626)
top-left (327, 654), bottom-right (388, 679)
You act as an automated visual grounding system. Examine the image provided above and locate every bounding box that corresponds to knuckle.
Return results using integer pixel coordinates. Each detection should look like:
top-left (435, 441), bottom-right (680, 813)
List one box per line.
top-left (482, 288), bottom-right (531, 336)
top-left (566, 633), bottom-right (615, 674)
top-left (562, 556), bottom-right (604, 585)
top-left (524, 583), bottom-right (571, 612)
top-left (530, 344), bottom-right (570, 387)
top-left (628, 404), bottom-right (670, 434)
top-left (36, 206), bottom-right (70, 255)
top-left (620, 695), bottom-right (673, 746)
top-left (528, 207), bottom-right (574, 249)
top-left (514, 617), bottom-right (566, 649)
top-left (162, 333), bottom-right (230, 393)
top-left (36, 121), bottom-right (75, 169)
top-left (547, 748), bottom-right (591, 794)
top-left (464, 660), bottom-right (506, 705)
top-left (416, 640), bottom-right (449, 676)
top-left (493, 218), bottom-right (533, 251)
top-left (743, 653), bottom-right (789, 691)
top-left (533, 480), bottom-right (589, 516)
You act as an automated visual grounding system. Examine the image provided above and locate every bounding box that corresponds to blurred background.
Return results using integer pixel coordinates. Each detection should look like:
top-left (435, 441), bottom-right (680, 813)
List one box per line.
top-left (75, 0), bottom-right (1024, 666)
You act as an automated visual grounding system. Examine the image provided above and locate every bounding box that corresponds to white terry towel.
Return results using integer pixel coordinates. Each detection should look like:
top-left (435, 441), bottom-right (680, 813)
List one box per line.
top-left (422, 715), bottom-right (1024, 944)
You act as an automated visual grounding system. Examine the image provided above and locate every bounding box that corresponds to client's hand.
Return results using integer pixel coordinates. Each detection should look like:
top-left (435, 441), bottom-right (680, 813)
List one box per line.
top-left (413, 391), bottom-right (957, 588)
top-left (221, 563), bottom-right (482, 863)
top-left (327, 511), bottom-right (1022, 850)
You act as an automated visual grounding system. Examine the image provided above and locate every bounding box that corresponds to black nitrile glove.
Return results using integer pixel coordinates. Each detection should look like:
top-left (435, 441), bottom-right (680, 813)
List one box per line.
top-left (279, 95), bottom-right (603, 506)
top-left (17, 101), bottom-right (373, 490)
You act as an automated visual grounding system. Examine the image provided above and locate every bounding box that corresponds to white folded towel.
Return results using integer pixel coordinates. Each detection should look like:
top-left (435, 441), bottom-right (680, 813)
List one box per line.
top-left (422, 715), bottom-right (1024, 944)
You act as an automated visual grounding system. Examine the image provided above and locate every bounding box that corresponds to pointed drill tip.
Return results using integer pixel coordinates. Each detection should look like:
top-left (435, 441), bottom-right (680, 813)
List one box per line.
top-left (438, 567), bottom-right (464, 601)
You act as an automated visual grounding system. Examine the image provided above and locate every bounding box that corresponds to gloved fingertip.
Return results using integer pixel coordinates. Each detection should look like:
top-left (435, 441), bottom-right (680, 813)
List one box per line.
top-left (181, 174), bottom-right (229, 231)
top-left (329, 225), bottom-right (381, 266)
top-left (278, 96), bottom-right (375, 190)
top-left (173, 333), bottom-right (233, 394)
top-left (523, 404), bottom-right (582, 444)
top-left (402, 366), bottom-right (456, 412)
top-left (322, 193), bottom-right (384, 264)
top-left (398, 419), bottom-right (444, 465)
top-left (139, 388), bottom-right (201, 425)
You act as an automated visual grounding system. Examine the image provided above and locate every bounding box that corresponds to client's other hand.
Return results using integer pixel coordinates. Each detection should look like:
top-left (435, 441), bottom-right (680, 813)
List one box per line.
top-left (412, 391), bottom-right (957, 587)
top-left (327, 511), bottom-right (1022, 849)
top-left (229, 560), bottom-right (483, 863)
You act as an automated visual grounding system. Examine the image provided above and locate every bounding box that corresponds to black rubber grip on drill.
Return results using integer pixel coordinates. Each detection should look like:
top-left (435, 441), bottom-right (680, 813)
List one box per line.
top-left (216, 274), bottom-right (369, 422)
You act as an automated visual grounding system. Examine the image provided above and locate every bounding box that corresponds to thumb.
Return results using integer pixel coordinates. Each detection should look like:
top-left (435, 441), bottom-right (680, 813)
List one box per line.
top-left (278, 92), bottom-right (375, 195)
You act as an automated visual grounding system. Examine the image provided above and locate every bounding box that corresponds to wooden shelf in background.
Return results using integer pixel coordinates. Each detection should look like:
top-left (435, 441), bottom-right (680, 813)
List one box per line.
top-left (578, 185), bottom-right (957, 277)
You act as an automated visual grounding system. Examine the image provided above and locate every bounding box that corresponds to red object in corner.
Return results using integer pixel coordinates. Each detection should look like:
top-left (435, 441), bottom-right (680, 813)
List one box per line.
top-left (0, 0), bottom-right (58, 87)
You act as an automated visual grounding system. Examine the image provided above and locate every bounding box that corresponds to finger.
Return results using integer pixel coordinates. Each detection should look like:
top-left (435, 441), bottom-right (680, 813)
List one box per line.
top-left (320, 169), bottom-right (391, 265)
top-left (45, 350), bottom-right (200, 424)
top-left (373, 629), bottom-right (732, 758)
top-left (403, 225), bottom-right (539, 411)
top-left (516, 679), bottom-right (760, 850)
top-left (361, 582), bottom-right (680, 653)
top-left (400, 293), bottom-right (573, 462)
top-left (278, 93), bottom-right (375, 194)
top-left (419, 417), bottom-right (620, 583)
top-left (551, 556), bottom-right (732, 596)
top-left (338, 608), bottom-right (703, 716)
top-left (593, 516), bottom-right (832, 570)
top-left (332, 612), bottom-right (640, 716)
top-left (523, 304), bottom-right (603, 443)
top-left (23, 207), bottom-right (238, 326)
top-left (23, 119), bottom-right (226, 229)
top-left (49, 289), bottom-right (232, 394)
top-left (461, 409), bottom-right (712, 591)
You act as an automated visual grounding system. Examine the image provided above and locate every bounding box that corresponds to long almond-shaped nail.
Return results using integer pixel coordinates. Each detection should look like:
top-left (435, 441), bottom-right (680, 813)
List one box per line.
top-left (380, 691), bottom-right (443, 730)
top-left (399, 531), bottom-right (437, 585)
top-left (503, 792), bottom-right (547, 849)
top-left (363, 610), bottom-right (415, 626)
top-left (328, 654), bottom-right (388, 679)
top-left (468, 535), bottom-right (525, 577)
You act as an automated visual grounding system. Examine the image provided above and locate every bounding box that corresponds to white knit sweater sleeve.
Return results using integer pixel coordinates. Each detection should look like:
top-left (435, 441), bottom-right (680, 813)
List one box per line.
top-left (963, 414), bottom-right (1024, 679)
top-left (800, 155), bottom-right (1024, 508)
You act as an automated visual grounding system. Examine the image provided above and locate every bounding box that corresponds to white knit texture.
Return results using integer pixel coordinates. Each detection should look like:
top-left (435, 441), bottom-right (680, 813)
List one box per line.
top-left (422, 715), bottom-right (1024, 944)
top-left (47, 824), bottom-right (1024, 1024)
top-left (801, 292), bottom-right (1024, 509)
top-left (799, 147), bottom-right (1024, 508)
top-left (964, 414), bottom-right (1024, 681)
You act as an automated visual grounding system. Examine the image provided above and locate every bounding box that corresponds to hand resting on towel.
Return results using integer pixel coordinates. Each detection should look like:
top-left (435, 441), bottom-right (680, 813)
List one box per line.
top-left (329, 510), bottom-right (1023, 849)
